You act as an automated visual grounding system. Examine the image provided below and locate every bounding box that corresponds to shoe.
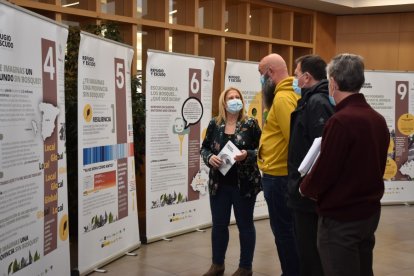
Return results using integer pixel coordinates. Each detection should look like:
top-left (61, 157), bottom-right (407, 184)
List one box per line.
top-left (202, 264), bottom-right (225, 276)
top-left (232, 267), bottom-right (253, 276)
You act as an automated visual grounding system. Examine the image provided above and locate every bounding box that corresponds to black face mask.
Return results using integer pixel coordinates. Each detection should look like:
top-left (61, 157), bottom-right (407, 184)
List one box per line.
top-left (262, 76), bottom-right (276, 109)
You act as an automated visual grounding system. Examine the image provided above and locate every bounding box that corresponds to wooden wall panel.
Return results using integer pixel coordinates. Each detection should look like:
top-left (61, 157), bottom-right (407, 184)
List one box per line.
top-left (336, 12), bottom-right (414, 71)
top-left (336, 33), bottom-right (399, 70)
top-left (400, 13), bottom-right (414, 32)
top-left (337, 13), bottom-right (400, 34)
top-left (315, 12), bottom-right (336, 62)
top-left (398, 32), bottom-right (414, 71)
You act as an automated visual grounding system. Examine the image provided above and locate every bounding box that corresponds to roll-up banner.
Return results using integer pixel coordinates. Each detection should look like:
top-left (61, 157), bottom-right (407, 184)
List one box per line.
top-left (361, 71), bottom-right (414, 204)
top-left (77, 32), bottom-right (139, 274)
top-left (224, 59), bottom-right (268, 219)
top-left (145, 50), bottom-right (214, 242)
top-left (0, 1), bottom-right (70, 275)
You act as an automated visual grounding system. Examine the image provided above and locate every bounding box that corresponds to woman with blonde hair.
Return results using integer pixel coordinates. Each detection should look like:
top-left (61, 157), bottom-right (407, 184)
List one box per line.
top-left (201, 87), bottom-right (262, 276)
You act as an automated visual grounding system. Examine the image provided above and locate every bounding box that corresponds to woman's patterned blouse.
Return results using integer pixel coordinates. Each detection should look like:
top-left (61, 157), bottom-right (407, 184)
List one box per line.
top-left (200, 117), bottom-right (262, 197)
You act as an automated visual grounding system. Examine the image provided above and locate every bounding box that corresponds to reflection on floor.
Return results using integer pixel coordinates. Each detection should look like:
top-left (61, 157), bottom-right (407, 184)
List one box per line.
top-left (88, 205), bottom-right (414, 276)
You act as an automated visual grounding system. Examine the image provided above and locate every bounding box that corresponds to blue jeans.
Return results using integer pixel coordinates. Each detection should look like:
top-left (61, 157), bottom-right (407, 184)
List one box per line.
top-left (210, 184), bottom-right (257, 269)
top-left (262, 174), bottom-right (300, 276)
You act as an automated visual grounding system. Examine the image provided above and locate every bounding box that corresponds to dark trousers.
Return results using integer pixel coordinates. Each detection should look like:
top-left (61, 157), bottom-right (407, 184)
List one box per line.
top-left (262, 174), bottom-right (300, 276)
top-left (293, 210), bottom-right (324, 276)
top-left (209, 184), bottom-right (257, 269)
top-left (317, 210), bottom-right (381, 276)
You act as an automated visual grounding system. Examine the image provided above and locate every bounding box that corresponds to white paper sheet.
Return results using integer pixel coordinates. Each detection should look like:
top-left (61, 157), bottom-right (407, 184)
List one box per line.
top-left (298, 137), bottom-right (322, 177)
top-left (218, 140), bottom-right (241, 175)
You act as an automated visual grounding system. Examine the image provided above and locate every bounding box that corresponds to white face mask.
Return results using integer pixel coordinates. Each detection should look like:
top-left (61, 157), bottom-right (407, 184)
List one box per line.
top-left (226, 99), bottom-right (243, 114)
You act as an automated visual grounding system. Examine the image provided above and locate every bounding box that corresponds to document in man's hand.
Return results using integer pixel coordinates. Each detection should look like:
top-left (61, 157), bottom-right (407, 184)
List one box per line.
top-left (298, 137), bottom-right (322, 177)
top-left (217, 140), bottom-right (241, 176)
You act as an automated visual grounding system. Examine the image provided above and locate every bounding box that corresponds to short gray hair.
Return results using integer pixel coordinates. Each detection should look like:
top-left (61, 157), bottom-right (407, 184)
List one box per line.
top-left (326, 53), bottom-right (365, 93)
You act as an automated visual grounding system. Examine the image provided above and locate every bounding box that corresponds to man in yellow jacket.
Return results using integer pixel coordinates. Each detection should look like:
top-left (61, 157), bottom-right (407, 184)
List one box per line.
top-left (258, 53), bottom-right (300, 276)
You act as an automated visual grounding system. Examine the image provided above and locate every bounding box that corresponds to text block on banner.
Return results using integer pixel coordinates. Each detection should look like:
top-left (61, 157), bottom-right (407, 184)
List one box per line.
top-left (145, 50), bottom-right (214, 241)
top-left (0, 1), bottom-right (70, 275)
top-left (361, 71), bottom-right (414, 204)
top-left (77, 32), bottom-right (139, 275)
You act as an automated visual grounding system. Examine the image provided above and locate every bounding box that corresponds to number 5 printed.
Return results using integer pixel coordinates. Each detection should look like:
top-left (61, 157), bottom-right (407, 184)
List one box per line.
top-left (115, 60), bottom-right (125, 89)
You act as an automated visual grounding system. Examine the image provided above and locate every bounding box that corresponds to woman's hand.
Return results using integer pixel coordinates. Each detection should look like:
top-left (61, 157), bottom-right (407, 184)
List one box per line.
top-left (208, 155), bottom-right (222, 168)
top-left (234, 150), bottom-right (247, 162)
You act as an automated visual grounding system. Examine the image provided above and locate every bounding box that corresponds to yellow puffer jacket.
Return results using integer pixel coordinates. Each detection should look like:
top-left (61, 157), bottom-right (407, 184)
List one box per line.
top-left (257, 76), bottom-right (300, 176)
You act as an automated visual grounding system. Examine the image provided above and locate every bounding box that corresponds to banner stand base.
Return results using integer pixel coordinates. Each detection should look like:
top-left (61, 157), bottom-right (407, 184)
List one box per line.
top-left (195, 228), bottom-right (206, 233)
top-left (94, 268), bottom-right (107, 273)
top-left (162, 237), bottom-right (173, 242)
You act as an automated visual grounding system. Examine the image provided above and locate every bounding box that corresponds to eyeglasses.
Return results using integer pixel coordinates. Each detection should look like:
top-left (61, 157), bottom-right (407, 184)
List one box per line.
top-left (295, 72), bottom-right (307, 79)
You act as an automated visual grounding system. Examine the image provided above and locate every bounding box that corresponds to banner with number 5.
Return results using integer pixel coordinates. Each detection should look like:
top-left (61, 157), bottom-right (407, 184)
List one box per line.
top-left (77, 32), bottom-right (139, 275)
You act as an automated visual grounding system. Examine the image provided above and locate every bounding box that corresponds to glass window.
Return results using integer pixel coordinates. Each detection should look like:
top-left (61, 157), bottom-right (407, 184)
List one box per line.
top-left (249, 5), bottom-right (270, 37)
top-left (225, 0), bottom-right (247, 34)
top-left (101, 0), bottom-right (115, 14)
top-left (199, 0), bottom-right (222, 30)
top-left (169, 0), bottom-right (195, 26)
top-left (32, 0), bottom-right (54, 4)
top-left (293, 12), bottom-right (313, 43)
top-left (139, 0), bottom-right (166, 22)
top-left (61, 14), bottom-right (97, 27)
top-left (272, 9), bottom-right (292, 40)
top-left (61, 0), bottom-right (95, 11)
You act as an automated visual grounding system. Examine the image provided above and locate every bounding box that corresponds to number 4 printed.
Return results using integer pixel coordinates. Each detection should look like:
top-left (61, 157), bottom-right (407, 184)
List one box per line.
top-left (43, 46), bottom-right (55, 81)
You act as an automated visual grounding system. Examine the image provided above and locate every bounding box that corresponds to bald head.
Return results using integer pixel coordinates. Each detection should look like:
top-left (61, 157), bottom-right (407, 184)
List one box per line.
top-left (259, 53), bottom-right (289, 84)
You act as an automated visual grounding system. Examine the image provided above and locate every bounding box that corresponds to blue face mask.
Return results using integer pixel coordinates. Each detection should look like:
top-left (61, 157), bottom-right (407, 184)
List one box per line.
top-left (329, 88), bottom-right (336, 106)
top-left (260, 68), bottom-right (269, 87)
top-left (292, 78), bottom-right (301, 95)
top-left (260, 74), bottom-right (266, 86)
top-left (329, 95), bottom-right (336, 106)
top-left (226, 99), bottom-right (243, 114)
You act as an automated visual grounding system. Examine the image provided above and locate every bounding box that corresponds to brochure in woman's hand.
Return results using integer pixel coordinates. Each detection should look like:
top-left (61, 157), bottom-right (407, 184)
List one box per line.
top-left (217, 140), bottom-right (241, 175)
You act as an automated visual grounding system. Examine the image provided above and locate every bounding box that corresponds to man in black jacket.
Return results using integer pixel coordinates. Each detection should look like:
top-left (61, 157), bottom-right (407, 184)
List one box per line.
top-left (300, 54), bottom-right (389, 276)
top-left (288, 55), bottom-right (334, 276)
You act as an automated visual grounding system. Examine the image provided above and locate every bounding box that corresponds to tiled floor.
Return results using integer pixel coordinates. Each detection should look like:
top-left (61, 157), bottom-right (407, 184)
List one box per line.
top-left (88, 205), bottom-right (414, 276)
